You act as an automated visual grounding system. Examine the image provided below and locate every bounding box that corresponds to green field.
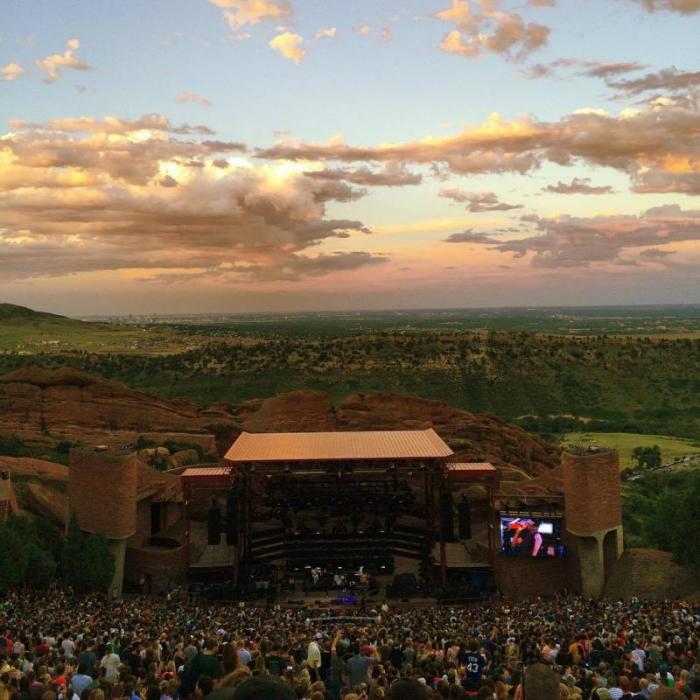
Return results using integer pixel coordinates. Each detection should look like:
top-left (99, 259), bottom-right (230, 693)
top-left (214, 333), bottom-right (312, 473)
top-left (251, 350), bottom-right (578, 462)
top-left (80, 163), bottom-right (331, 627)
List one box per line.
top-left (563, 432), bottom-right (700, 468)
top-left (0, 304), bottom-right (192, 354)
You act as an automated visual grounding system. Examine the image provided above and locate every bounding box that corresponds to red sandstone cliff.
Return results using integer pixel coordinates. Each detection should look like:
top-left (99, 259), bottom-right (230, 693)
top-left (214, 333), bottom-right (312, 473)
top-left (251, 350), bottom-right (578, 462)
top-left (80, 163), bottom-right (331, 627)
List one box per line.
top-left (0, 369), bottom-right (563, 514)
top-left (0, 367), bottom-right (228, 453)
top-left (228, 390), bottom-right (562, 493)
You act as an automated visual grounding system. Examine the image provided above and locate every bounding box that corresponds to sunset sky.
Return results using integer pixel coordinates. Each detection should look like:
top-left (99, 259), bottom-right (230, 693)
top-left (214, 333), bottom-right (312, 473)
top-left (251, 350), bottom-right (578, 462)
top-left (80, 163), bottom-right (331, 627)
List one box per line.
top-left (1, 0), bottom-right (699, 314)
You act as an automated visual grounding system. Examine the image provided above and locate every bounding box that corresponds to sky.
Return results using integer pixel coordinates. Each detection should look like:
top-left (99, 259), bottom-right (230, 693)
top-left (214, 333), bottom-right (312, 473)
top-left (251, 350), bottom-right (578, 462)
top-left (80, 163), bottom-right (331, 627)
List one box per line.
top-left (1, 0), bottom-right (699, 315)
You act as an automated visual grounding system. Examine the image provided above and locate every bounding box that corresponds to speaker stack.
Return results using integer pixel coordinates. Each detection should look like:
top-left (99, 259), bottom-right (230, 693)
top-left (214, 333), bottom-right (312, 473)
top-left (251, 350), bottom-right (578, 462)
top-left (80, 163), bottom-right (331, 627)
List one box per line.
top-left (207, 501), bottom-right (222, 545)
top-left (458, 497), bottom-right (472, 540)
top-left (225, 486), bottom-right (239, 546)
top-left (440, 491), bottom-right (454, 542)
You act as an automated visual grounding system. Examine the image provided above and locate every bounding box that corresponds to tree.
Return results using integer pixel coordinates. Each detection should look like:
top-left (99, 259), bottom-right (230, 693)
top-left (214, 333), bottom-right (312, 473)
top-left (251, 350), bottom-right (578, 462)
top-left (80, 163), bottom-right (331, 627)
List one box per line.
top-left (632, 445), bottom-right (663, 470)
top-left (646, 472), bottom-right (700, 571)
top-left (62, 517), bottom-right (115, 593)
top-left (79, 534), bottom-right (116, 593)
top-left (0, 523), bottom-right (29, 588)
top-left (25, 543), bottom-right (57, 589)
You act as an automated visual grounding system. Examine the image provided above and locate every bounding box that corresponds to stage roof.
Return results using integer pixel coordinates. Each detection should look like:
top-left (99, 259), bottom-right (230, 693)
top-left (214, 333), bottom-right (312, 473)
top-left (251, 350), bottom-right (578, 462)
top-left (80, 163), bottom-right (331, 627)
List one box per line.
top-left (181, 465), bottom-right (232, 487)
top-left (446, 462), bottom-right (498, 482)
top-left (225, 429), bottom-right (453, 463)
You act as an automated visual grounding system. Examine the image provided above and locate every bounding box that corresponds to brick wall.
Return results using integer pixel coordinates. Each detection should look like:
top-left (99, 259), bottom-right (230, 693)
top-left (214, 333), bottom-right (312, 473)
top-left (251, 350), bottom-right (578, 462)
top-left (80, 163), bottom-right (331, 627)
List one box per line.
top-left (562, 449), bottom-right (621, 534)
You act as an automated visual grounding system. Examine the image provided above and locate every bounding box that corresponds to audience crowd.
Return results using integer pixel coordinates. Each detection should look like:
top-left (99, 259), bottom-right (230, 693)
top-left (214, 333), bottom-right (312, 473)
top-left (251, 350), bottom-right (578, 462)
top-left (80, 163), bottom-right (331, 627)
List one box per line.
top-left (1, 591), bottom-right (699, 700)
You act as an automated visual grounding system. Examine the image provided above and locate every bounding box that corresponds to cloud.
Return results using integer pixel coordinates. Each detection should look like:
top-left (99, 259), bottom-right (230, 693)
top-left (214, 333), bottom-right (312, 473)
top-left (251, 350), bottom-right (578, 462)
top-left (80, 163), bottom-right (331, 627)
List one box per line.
top-left (444, 229), bottom-right (501, 243)
top-left (35, 38), bottom-right (92, 83)
top-left (355, 25), bottom-right (372, 36)
top-left (144, 251), bottom-right (388, 284)
top-left (256, 101), bottom-right (700, 194)
top-left (304, 163), bottom-right (422, 187)
top-left (1, 62), bottom-right (24, 81)
top-left (523, 58), bottom-right (645, 80)
top-left (314, 27), bottom-right (337, 40)
top-left (456, 205), bottom-right (700, 267)
top-left (631, 169), bottom-right (700, 194)
top-left (626, 0), bottom-right (700, 13)
top-left (1, 114), bottom-right (245, 187)
top-left (528, 0), bottom-right (556, 5)
top-left (268, 32), bottom-right (306, 63)
top-left (435, 0), bottom-right (550, 61)
top-left (9, 113), bottom-right (218, 136)
top-left (543, 177), bottom-right (613, 194)
top-left (210, 0), bottom-right (293, 30)
top-left (380, 26), bottom-right (393, 42)
top-left (439, 188), bottom-right (522, 211)
top-left (176, 91), bottom-right (213, 107)
top-left (526, 60), bottom-right (700, 105)
top-left (606, 67), bottom-right (700, 96)
top-left (0, 114), bottom-right (383, 284)
top-left (639, 247), bottom-right (675, 257)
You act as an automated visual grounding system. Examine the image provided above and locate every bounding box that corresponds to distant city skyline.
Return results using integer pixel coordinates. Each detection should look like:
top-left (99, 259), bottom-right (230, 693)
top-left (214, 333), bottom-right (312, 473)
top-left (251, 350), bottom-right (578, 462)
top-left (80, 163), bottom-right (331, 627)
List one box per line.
top-left (1, 0), bottom-right (699, 315)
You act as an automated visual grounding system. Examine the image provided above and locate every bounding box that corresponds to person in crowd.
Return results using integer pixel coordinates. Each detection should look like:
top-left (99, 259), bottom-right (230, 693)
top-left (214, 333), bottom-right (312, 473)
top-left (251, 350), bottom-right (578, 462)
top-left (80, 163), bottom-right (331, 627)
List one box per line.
top-left (0, 591), bottom-right (698, 700)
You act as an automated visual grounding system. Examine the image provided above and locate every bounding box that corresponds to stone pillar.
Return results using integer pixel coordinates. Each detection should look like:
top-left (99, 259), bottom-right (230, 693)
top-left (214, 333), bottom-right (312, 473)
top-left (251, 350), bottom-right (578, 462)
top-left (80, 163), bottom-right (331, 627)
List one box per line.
top-left (69, 447), bottom-right (139, 597)
top-left (107, 538), bottom-right (128, 597)
top-left (562, 448), bottom-right (624, 598)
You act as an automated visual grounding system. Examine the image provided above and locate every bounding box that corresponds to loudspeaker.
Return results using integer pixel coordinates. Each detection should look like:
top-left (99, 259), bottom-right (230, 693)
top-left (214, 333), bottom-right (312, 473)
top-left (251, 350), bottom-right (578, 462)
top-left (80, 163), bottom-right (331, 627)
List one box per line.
top-left (458, 498), bottom-right (471, 540)
top-left (439, 491), bottom-right (454, 542)
top-left (225, 487), bottom-right (239, 545)
top-left (207, 504), bottom-right (222, 545)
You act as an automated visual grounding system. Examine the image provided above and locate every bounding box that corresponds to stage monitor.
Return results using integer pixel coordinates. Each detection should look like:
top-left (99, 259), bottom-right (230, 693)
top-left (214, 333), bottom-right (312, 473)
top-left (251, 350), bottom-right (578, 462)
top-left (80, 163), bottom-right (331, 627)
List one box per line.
top-left (499, 515), bottom-right (564, 558)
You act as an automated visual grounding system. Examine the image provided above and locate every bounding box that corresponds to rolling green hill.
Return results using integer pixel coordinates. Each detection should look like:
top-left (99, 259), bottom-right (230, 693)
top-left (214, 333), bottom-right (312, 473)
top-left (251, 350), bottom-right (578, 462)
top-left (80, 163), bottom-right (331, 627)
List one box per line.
top-left (0, 303), bottom-right (183, 354)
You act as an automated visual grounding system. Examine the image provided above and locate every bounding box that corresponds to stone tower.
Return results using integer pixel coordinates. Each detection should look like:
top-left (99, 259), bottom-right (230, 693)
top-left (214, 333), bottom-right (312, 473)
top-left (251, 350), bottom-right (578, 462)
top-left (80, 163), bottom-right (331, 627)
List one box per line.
top-left (69, 447), bottom-right (139, 597)
top-left (562, 447), bottom-right (624, 598)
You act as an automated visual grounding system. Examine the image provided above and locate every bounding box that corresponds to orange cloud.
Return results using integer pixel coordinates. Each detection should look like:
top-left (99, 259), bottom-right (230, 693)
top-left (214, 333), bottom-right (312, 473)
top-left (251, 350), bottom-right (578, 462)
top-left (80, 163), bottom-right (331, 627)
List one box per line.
top-left (435, 0), bottom-right (550, 61)
top-left (268, 32), bottom-right (306, 63)
top-left (34, 38), bottom-right (92, 83)
top-left (627, 0), bottom-right (700, 12)
top-left (211, 0), bottom-right (293, 30)
top-left (445, 205), bottom-right (700, 268)
top-left (1, 62), bottom-right (24, 81)
top-left (0, 115), bottom-right (383, 283)
top-left (257, 102), bottom-right (700, 193)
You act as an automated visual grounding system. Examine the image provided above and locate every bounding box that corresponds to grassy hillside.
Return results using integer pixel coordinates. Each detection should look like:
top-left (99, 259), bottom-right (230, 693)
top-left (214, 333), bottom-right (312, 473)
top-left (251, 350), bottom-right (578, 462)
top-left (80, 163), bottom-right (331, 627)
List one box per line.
top-left (0, 303), bottom-right (185, 353)
top-left (563, 432), bottom-right (700, 469)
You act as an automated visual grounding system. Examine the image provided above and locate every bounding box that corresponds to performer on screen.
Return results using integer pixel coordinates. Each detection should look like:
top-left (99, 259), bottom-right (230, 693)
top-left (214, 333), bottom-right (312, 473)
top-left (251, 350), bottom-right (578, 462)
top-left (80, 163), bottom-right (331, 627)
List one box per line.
top-left (509, 519), bottom-right (543, 557)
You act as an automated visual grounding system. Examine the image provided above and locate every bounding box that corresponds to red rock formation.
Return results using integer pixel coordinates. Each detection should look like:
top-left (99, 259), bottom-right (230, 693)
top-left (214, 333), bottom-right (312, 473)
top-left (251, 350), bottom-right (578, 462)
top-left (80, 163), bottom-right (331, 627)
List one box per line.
top-left (0, 367), bottom-right (227, 452)
top-left (0, 369), bottom-right (563, 495)
top-left (604, 548), bottom-right (700, 601)
top-left (237, 390), bottom-right (336, 433)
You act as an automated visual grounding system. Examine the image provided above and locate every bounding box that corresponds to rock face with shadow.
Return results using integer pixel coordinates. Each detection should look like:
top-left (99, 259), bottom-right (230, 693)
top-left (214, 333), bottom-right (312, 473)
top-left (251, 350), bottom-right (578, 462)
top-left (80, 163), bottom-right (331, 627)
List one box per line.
top-left (0, 368), bottom-right (565, 524)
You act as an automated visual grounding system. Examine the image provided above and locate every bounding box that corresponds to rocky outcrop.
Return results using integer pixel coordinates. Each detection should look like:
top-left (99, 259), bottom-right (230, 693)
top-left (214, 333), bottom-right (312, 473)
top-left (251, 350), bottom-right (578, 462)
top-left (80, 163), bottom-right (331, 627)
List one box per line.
top-left (167, 449), bottom-right (199, 469)
top-left (0, 369), bottom-right (563, 495)
top-left (237, 390), bottom-right (336, 433)
top-left (0, 367), bottom-right (232, 452)
top-left (336, 393), bottom-right (561, 491)
top-left (604, 548), bottom-right (700, 601)
top-left (23, 482), bottom-right (68, 525)
top-left (0, 456), bottom-right (68, 482)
